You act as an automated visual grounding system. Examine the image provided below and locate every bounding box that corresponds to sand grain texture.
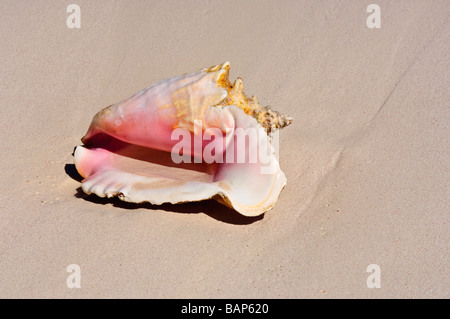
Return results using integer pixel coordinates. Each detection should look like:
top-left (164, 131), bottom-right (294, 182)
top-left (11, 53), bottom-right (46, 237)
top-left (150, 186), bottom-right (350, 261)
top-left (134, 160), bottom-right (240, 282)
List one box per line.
top-left (0, 0), bottom-right (449, 298)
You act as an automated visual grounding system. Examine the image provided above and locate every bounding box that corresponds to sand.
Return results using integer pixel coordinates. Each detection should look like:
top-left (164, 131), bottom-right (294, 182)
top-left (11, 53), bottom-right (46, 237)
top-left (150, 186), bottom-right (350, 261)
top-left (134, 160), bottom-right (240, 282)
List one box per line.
top-left (0, 0), bottom-right (448, 298)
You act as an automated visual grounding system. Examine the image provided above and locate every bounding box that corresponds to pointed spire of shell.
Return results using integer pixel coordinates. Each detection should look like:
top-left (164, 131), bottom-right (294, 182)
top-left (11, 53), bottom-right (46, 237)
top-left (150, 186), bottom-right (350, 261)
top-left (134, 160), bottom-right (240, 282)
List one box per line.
top-left (208, 62), bottom-right (293, 134)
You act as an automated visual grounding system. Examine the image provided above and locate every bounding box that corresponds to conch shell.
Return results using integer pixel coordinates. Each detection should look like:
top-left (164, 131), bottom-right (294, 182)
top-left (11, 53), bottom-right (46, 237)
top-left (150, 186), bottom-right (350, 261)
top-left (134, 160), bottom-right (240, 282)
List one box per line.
top-left (74, 62), bottom-right (292, 216)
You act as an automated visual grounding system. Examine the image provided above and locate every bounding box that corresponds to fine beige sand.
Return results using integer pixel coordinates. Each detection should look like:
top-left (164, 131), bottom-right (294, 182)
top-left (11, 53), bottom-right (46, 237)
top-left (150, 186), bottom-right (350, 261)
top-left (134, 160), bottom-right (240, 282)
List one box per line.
top-left (1, 0), bottom-right (449, 298)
